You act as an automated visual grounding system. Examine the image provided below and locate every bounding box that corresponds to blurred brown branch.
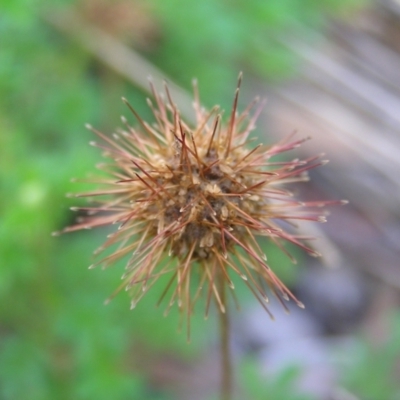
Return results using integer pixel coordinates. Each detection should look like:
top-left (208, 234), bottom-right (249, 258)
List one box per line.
top-left (42, 9), bottom-right (196, 124)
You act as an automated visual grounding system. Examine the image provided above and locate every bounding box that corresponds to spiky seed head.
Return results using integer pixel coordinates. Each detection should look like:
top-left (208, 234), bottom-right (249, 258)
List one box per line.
top-left (56, 74), bottom-right (344, 334)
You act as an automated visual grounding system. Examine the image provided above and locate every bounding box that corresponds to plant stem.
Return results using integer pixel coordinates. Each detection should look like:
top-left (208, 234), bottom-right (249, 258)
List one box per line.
top-left (219, 276), bottom-right (233, 400)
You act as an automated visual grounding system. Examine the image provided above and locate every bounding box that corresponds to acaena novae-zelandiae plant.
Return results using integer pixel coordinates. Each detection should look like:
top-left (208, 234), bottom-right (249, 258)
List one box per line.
top-left (54, 73), bottom-right (346, 400)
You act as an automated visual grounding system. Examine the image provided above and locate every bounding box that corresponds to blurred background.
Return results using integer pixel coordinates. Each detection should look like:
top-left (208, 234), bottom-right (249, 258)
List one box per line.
top-left (1, 0), bottom-right (400, 399)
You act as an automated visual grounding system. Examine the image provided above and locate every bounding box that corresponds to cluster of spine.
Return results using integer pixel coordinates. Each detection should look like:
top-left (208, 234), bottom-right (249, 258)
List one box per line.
top-left (56, 74), bottom-right (344, 336)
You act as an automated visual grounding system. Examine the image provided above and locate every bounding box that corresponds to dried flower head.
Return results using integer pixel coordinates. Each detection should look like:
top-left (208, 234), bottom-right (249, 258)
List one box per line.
top-left (56, 74), bottom-right (344, 329)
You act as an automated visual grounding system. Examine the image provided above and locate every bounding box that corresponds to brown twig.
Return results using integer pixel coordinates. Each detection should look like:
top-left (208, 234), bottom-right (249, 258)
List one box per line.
top-left (219, 272), bottom-right (233, 400)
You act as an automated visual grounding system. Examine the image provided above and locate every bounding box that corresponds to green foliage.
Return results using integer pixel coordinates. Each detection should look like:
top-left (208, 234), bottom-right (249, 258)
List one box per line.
top-left (340, 312), bottom-right (400, 400)
top-left (0, 0), bottom-right (370, 398)
top-left (239, 358), bottom-right (315, 400)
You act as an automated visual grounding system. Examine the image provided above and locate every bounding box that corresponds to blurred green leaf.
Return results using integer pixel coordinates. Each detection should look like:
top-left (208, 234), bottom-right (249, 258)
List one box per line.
top-left (341, 312), bottom-right (400, 400)
top-left (238, 357), bottom-right (315, 400)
